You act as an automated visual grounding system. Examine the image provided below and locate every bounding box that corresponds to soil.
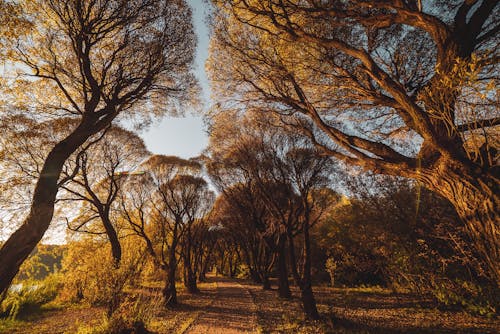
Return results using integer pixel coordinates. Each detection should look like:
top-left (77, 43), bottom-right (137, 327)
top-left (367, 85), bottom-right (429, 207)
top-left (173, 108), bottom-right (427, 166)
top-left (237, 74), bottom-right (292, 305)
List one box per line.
top-left (182, 276), bottom-right (257, 334)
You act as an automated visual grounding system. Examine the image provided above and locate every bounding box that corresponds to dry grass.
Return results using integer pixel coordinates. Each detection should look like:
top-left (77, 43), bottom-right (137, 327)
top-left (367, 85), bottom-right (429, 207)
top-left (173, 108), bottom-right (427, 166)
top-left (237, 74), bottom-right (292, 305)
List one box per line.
top-left (1, 278), bottom-right (498, 334)
top-left (247, 282), bottom-right (499, 334)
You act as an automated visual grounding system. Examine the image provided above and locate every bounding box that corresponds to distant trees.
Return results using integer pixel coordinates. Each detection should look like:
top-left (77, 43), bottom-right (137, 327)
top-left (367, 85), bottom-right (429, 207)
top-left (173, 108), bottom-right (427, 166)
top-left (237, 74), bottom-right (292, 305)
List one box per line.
top-left (0, 0), bottom-right (197, 295)
top-left (209, 0), bottom-right (500, 283)
top-left (206, 110), bottom-right (335, 319)
top-left (119, 155), bottom-right (214, 306)
top-left (210, 190), bottom-right (275, 289)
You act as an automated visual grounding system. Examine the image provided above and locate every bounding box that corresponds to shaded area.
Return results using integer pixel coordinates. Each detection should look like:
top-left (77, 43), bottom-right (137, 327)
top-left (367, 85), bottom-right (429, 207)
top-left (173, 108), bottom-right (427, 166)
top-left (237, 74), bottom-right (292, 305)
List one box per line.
top-left (249, 283), bottom-right (499, 333)
top-left (184, 276), bottom-right (257, 334)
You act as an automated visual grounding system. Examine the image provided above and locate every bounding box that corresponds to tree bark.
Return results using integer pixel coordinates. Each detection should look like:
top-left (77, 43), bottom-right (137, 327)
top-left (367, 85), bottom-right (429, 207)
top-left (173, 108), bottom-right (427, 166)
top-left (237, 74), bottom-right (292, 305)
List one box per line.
top-left (0, 123), bottom-right (94, 295)
top-left (100, 212), bottom-right (122, 267)
top-left (163, 263), bottom-right (177, 307)
top-left (184, 261), bottom-right (199, 294)
top-left (419, 165), bottom-right (499, 284)
top-left (276, 236), bottom-right (291, 298)
top-left (300, 283), bottom-right (320, 320)
top-left (287, 230), bottom-right (301, 286)
top-left (163, 223), bottom-right (180, 306)
top-left (300, 219), bottom-right (320, 320)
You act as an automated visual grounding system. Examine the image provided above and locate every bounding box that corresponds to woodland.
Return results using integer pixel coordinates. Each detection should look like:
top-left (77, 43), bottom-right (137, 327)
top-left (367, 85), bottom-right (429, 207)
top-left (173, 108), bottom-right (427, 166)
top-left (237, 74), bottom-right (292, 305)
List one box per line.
top-left (0, 1), bottom-right (498, 333)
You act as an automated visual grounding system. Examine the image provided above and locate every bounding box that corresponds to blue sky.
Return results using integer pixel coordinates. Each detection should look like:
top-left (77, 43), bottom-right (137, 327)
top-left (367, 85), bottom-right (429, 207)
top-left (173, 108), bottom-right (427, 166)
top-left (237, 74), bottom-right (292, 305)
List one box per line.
top-left (139, 0), bottom-right (212, 158)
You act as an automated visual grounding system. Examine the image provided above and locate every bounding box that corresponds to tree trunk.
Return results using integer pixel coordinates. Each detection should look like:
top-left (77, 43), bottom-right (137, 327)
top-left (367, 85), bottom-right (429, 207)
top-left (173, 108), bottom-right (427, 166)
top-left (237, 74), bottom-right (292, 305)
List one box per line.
top-left (287, 230), bottom-right (301, 286)
top-left (261, 274), bottom-right (271, 290)
top-left (301, 284), bottom-right (320, 320)
top-left (276, 237), bottom-right (291, 298)
top-left (300, 219), bottom-right (320, 320)
top-left (419, 164), bottom-right (499, 285)
top-left (185, 265), bottom-right (199, 293)
top-left (0, 123), bottom-right (95, 295)
top-left (163, 258), bottom-right (177, 306)
top-left (100, 211), bottom-right (122, 267)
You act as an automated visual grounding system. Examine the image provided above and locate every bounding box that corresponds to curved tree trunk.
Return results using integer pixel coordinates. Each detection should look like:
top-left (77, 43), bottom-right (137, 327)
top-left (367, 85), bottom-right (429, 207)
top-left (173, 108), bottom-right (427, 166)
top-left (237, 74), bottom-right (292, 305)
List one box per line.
top-left (418, 164), bottom-right (499, 285)
top-left (0, 123), bottom-right (95, 295)
top-left (100, 212), bottom-right (122, 267)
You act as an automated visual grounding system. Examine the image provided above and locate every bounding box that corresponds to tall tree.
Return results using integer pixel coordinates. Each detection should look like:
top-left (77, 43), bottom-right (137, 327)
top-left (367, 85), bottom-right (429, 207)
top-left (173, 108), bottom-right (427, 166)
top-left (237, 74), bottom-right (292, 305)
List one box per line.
top-left (207, 108), bottom-right (334, 318)
top-left (209, 0), bottom-right (500, 283)
top-left (206, 110), bottom-right (293, 298)
top-left (181, 188), bottom-right (215, 293)
top-left (120, 155), bottom-right (211, 306)
top-left (62, 127), bottom-right (149, 266)
top-left (0, 0), bottom-right (197, 295)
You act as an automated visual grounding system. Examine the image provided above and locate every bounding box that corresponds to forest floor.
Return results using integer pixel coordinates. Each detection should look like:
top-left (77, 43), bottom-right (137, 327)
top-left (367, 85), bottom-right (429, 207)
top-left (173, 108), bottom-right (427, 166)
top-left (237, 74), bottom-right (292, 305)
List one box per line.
top-left (0, 275), bottom-right (498, 333)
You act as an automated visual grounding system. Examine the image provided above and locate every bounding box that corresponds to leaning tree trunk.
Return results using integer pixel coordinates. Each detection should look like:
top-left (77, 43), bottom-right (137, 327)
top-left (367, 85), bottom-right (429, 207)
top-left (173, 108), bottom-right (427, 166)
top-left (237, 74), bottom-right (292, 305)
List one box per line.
top-left (419, 163), bottom-right (499, 285)
top-left (0, 123), bottom-right (95, 295)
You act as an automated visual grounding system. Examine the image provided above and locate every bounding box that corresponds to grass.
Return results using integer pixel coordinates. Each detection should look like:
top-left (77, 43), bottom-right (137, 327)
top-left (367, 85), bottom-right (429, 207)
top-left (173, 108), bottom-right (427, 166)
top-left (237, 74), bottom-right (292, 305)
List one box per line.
top-left (246, 281), bottom-right (499, 334)
top-left (2, 277), bottom-right (498, 334)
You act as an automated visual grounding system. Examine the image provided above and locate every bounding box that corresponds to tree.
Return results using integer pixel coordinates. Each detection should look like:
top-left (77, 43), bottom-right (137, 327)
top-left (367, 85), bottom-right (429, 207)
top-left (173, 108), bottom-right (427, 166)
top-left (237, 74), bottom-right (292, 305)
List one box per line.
top-left (207, 109), bottom-right (334, 318)
top-left (0, 0), bottom-right (197, 295)
top-left (180, 189), bottom-right (215, 293)
top-left (206, 110), bottom-right (292, 298)
top-left (210, 192), bottom-right (275, 289)
top-left (209, 0), bottom-right (500, 283)
top-left (120, 155), bottom-right (212, 306)
top-left (61, 127), bottom-right (149, 266)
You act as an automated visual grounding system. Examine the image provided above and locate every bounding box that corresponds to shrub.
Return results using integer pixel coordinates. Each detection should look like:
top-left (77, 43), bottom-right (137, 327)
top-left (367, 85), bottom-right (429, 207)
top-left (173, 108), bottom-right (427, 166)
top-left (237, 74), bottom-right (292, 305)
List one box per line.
top-left (0, 274), bottom-right (61, 320)
top-left (76, 292), bottom-right (161, 334)
top-left (433, 279), bottom-right (498, 317)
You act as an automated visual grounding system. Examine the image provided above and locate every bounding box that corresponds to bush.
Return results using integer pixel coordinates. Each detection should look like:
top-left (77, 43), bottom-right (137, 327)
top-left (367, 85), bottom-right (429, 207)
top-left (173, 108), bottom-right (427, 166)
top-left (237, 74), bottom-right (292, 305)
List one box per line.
top-left (0, 274), bottom-right (61, 320)
top-left (76, 292), bottom-right (161, 334)
top-left (433, 279), bottom-right (498, 317)
top-left (60, 238), bottom-right (145, 316)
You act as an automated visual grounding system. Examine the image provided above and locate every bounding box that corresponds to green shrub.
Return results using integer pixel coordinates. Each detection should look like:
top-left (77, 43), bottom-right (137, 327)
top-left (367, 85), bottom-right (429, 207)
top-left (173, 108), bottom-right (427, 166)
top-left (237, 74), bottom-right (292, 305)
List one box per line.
top-left (433, 279), bottom-right (498, 317)
top-left (0, 274), bottom-right (61, 320)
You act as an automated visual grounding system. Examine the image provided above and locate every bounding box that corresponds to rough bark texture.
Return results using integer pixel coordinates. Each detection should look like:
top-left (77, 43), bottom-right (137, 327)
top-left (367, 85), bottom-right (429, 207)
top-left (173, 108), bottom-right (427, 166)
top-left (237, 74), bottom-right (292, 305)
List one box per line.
top-left (0, 122), bottom-right (94, 294)
top-left (417, 162), bottom-right (499, 284)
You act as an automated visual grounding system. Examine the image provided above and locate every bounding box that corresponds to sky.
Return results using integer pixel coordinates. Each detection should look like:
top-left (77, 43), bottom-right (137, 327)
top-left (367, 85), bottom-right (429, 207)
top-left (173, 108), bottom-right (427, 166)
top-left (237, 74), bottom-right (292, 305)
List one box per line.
top-left (138, 0), bottom-right (212, 158)
top-left (0, 1), bottom-right (214, 244)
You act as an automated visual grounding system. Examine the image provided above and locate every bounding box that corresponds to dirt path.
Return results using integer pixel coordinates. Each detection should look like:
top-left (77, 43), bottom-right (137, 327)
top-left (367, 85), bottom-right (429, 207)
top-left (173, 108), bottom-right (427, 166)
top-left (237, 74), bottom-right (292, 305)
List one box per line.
top-left (182, 276), bottom-right (258, 334)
